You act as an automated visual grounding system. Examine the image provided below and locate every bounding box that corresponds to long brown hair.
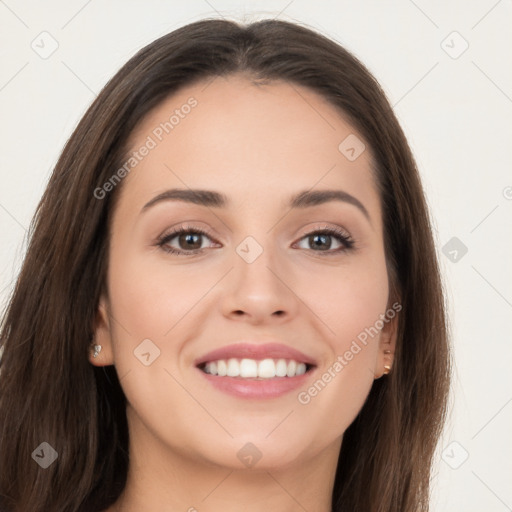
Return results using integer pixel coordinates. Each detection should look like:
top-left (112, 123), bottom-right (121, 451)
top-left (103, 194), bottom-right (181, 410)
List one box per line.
top-left (0, 18), bottom-right (450, 511)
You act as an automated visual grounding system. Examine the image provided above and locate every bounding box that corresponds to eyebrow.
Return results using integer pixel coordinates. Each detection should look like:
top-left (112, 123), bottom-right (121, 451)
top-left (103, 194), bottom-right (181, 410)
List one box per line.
top-left (141, 188), bottom-right (370, 221)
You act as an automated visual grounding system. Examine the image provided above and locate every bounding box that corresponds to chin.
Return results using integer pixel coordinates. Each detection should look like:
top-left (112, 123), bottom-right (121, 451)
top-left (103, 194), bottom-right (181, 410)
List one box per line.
top-left (196, 434), bottom-right (310, 471)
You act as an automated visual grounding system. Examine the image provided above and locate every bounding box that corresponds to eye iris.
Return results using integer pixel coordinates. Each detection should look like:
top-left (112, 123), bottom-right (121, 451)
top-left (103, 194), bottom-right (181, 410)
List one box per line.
top-left (310, 233), bottom-right (331, 250)
top-left (180, 232), bottom-right (202, 250)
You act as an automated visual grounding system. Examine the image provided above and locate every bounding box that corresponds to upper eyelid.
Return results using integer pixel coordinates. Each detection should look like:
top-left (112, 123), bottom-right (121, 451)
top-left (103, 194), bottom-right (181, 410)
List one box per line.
top-left (158, 223), bottom-right (352, 238)
top-left (158, 224), bottom-right (216, 241)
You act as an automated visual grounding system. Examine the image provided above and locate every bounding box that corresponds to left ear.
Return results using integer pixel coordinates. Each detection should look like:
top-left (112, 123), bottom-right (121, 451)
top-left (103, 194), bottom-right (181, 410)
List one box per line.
top-left (374, 305), bottom-right (399, 379)
top-left (88, 294), bottom-right (116, 367)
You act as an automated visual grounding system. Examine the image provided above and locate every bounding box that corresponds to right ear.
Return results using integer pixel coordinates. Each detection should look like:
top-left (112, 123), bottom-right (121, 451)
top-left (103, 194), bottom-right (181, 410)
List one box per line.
top-left (88, 295), bottom-right (115, 366)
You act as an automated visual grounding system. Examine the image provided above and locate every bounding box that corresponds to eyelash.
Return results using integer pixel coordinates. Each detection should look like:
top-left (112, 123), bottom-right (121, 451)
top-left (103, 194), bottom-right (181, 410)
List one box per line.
top-left (156, 223), bottom-right (355, 257)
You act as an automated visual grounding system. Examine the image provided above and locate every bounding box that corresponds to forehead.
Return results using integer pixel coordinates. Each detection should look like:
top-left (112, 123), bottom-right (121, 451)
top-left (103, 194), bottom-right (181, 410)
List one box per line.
top-left (117, 74), bottom-right (379, 221)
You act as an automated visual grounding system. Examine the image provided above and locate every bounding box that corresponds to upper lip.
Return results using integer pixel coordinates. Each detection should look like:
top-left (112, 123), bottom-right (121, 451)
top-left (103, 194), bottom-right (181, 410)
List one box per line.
top-left (194, 342), bottom-right (318, 367)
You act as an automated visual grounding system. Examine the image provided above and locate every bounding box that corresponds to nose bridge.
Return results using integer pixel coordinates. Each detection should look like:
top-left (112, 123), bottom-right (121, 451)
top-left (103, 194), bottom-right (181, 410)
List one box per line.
top-left (233, 231), bottom-right (281, 288)
top-left (221, 227), bottom-right (297, 320)
top-left (229, 204), bottom-right (280, 268)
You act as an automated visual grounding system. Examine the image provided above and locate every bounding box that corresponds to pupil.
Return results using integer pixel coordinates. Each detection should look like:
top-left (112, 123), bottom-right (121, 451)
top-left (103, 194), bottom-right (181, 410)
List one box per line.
top-left (182, 233), bottom-right (200, 249)
top-left (311, 234), bottom-right (330, 250)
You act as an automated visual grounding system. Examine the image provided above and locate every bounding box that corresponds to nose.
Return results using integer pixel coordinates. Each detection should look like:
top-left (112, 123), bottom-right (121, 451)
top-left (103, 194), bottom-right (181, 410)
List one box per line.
top-left (220, 238), bottom-right (299, 325)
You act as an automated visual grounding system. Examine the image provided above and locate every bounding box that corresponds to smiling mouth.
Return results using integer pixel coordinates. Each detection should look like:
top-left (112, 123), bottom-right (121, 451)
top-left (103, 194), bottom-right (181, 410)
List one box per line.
top-left (197, 358), bottom-right (315, 379)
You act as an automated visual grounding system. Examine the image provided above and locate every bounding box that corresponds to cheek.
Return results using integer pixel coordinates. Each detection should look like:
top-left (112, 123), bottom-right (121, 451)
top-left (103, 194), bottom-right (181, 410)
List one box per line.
top-left (104, 253), bottom-right (215, 449)
top-left (288, 253), bottom-right (389, 433)
top-left (302, 251), bottom-right (390, 350)
top-left (107, 249), bottom-right (214, 341)
top-left (104, 249), bottom-right (226, 404)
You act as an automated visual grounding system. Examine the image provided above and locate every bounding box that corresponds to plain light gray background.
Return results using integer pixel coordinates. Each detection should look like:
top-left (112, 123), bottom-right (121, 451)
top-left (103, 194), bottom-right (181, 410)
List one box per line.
top-left (1, 1), bottom-right (511, 510)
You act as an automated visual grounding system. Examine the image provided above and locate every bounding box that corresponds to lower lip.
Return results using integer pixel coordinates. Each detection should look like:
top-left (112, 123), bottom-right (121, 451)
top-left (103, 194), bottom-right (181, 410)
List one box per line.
top-left (197, 367), bottom-right (315, 399)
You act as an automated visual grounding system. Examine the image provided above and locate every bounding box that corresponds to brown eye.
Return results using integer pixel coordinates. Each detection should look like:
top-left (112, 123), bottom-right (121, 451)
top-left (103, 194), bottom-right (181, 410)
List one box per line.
top-left (175, 232), bottom-right (203, 251)
top-left (295, 227), bottom-right (354, 254)
top-left (157, 225), bottom-right (218, 256)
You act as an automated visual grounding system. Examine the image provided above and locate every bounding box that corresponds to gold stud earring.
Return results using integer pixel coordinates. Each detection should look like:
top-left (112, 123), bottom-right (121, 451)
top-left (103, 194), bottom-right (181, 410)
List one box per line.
top-left (383, 364), bottom-right (391, 375)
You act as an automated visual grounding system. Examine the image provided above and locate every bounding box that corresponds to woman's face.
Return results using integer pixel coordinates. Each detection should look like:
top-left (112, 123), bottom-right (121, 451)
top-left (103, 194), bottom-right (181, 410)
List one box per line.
top-left (91, 74), bottom-right (396, 470)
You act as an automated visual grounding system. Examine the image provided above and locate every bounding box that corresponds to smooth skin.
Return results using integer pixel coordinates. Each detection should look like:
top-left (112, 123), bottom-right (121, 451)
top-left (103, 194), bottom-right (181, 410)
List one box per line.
top-left (91, 74), bottom-right (397, 512)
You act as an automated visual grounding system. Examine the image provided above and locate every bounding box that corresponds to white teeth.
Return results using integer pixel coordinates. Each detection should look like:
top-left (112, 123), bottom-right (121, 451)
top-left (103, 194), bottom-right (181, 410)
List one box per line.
top-left (226, 358), bottom-right (239, 377)
top-left (258, 358), bottom-right (276, 379)
top-left (296, 362), bottom-right (306, 375)
top-left (275, 359), bottom-right (288, 377)
top-left (217, 360), bottom-right (227, 376)
top-left (286, 360), bottom-right (297, 377)
top-left (201, 358), bottom-right (310, 378)
top-left (240, 358), bottom-right (258, 377)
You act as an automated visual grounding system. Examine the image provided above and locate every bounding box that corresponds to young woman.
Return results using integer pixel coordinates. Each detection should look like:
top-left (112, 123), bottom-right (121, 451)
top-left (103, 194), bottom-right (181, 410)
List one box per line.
top-left (0, 18), bottom-right (451, 512)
